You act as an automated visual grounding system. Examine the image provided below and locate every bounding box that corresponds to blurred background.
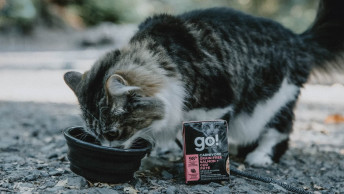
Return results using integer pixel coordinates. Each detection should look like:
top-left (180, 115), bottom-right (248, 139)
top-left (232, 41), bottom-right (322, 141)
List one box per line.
top-left (0, 0), bottom-right (318, 33)
top-left (0, 0), bottom-right (343, 105)
top-left (0, 0), bottom-right (319, 51)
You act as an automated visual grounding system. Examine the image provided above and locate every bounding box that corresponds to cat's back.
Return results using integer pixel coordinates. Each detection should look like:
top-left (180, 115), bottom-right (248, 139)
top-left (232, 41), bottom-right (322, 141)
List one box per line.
top-left (179, 7), bottom-right (295, 37)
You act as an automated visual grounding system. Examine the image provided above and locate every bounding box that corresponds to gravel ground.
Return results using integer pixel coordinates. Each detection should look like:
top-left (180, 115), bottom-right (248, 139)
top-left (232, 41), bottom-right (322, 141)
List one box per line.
top-left (0, 24), bottom-right (344, 193)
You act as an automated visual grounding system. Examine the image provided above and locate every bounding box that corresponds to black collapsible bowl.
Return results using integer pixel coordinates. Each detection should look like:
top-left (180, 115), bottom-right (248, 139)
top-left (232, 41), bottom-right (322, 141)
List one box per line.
top-left (63, 126), bottom-right (151, 183)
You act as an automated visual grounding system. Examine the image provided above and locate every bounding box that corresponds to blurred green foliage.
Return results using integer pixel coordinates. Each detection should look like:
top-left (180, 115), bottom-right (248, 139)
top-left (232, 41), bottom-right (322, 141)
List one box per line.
top-left (0, 0), bottom-right (319, 33)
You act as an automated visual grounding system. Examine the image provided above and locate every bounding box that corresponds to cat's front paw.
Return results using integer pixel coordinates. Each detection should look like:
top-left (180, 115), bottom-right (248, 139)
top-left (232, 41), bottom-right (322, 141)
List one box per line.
top-left (245, 151), bottom-right (273, 167)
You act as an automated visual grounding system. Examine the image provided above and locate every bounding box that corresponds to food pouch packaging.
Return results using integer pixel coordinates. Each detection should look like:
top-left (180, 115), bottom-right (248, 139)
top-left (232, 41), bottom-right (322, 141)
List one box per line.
top-left (183, 120), bottom-right (229, 184)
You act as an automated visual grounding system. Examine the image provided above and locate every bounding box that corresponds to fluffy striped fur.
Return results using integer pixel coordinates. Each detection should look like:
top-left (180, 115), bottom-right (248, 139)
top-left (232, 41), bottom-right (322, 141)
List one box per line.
top-left (64, 0), bottom-right (344, 166)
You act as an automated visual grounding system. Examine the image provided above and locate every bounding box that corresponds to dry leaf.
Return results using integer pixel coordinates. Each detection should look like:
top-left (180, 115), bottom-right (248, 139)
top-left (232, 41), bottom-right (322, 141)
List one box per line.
top-left (340, 149), bottom-right (344, 155)
top-left (324, 114), bottom-right (344, 124)
top-left (237, 164), bottom-right (246, 171)
top-left (313, 184), bottom-right (325, 190)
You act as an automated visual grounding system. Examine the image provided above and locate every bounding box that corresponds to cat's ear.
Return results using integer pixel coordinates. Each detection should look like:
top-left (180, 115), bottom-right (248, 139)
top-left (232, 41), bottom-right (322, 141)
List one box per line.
top-left (64, 71), bottom-right (82, 95)
top-left (106, 74), bottom-right (140, 97)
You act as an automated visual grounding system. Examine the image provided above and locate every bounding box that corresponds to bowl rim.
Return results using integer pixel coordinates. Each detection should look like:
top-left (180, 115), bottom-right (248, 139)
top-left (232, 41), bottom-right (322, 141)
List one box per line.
top-left (63, 126), bottom-right (152, 154)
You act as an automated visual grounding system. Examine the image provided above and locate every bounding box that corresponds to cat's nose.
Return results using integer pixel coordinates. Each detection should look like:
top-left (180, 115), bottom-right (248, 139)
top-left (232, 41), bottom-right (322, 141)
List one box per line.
top-left (103, 130), bottom-right (120, 141)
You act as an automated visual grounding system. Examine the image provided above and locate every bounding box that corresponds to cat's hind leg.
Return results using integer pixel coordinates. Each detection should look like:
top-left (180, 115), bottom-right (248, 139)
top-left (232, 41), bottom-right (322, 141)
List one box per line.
top-left (244, 128), bottom-right (289, 166)
top-left (244, 101), bottom-right (296, 167)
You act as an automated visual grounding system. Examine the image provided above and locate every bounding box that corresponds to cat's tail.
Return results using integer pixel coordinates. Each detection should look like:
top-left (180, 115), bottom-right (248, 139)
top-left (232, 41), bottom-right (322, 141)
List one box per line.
top-left (301, 0), bottom-right (344, 73)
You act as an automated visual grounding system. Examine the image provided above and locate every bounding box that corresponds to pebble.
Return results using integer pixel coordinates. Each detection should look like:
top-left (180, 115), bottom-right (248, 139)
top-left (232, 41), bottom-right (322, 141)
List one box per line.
top-left (40, 171), bottom-right (49, 177)
top-left (49, 170), bottom-right (63, 176)
top-left (87, 188), bottom-right (118, 194)
top-left (209, 182), bottom-right (223, 187)
top-left (67, 177), bottom-right (88, 189)
top-left (46, 186), bottom-right (64, 192)
top-left (191, 185), bottom-right (213, 193)
top-left (45, 181), bottom-right (56, 188)
top-left (161, 170), bottom-right (173, 179)
top-left (165, 186), bottom-right (176, 194)
top-left (24, 171), bottom-right (40, 181)
top-left (7, 172), bottom-right (26, 183)
top-left (48, 153), bottom-right (58, 159)
top-left (214, 186), bottom-right (230, 194)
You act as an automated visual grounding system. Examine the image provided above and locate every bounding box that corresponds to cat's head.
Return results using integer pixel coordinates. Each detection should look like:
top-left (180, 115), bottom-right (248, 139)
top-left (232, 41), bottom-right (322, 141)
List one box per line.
top-left (63, 51), bottom-right (165, 148)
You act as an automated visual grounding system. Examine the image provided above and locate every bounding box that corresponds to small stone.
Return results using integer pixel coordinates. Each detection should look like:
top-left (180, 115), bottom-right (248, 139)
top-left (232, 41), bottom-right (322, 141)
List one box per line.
top-left (141, 189), bottom-right (149, 194)
top-left (49, 170), bottom-right (62, 176)
top-left (8, 172), bottom-right (26, 183)
top-left (113, 185), bottom-right (123, 190)
top-left (191, 185), bottom-right (213, 193)
top-left (214, 186), bottom-right (230, 194)
top-left (87, 188), bottom-right (118, 194)
top-left (66, 177), bottom-right (88, 189)
top-left (24, 172), bottom-right (40, 181)
top-left (55, 179), bottom-right (68, 187)
top-left (209, 182), bottom-right (223, 187)
top-left (40, 171), bottom-right (49, 177)
top-left (161, 170), bottom-right (173, 179)
top-left (46, 186), bottom-right (64, 192)
top-left (166, 186), bottom-right (176, 194)
top-left (48, 153), bottom-right (58, 159)
top-left (45, 181), bottom-right (56, 188)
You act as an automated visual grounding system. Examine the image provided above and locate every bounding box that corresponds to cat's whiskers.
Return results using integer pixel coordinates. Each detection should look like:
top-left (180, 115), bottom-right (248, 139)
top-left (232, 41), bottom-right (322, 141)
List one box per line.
top-left (80, 105), bottom-right (107, 132)
top-left (123, 127), bottom-right (156, 148)
top-left (82, 113), bottom-right (102, 142)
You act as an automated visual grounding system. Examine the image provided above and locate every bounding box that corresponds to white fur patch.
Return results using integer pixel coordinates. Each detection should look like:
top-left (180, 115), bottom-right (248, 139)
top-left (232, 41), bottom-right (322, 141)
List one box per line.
top-left (151, 79), bottom-right (185, 144)
top-left (245, 128), bottom-right (288, 166)
top-left (228, 78), bottom-right (298, 145)
top-left (122, 78), bottom-right (186, 148)
top-left (245, 150), bottom-right (273, 167)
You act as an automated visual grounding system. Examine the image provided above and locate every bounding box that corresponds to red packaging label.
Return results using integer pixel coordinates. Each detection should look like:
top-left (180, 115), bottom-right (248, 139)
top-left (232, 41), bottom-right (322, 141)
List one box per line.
top-left (185, 154), bottom-right (200, 182)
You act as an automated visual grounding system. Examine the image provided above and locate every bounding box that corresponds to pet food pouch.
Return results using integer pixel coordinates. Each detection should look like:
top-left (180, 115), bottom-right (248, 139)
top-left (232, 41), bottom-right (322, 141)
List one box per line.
top-left (183, 120), bottom-right (229, 184)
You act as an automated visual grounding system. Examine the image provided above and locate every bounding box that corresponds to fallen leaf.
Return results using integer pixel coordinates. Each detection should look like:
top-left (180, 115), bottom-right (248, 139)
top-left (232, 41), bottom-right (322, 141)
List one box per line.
top-left (324, 114), bottom-right (344, 124)
top-left (340, 149), bottom-right (344, 155)
top-left (237, 164), bottom-right (246, 171)
top-left (124, 186), bottom-right (138, 194)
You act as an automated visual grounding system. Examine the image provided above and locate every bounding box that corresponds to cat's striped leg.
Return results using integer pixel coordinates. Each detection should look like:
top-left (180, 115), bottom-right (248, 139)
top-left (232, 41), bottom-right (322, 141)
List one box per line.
top-left (244, 128), bottom-right (289, 166)
top-left (244, 100), bottom-right (296, 166)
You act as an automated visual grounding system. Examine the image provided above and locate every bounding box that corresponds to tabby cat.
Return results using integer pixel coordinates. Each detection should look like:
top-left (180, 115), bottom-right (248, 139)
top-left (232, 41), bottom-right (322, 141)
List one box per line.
top-left (64, 0), bottom-right (344, 166)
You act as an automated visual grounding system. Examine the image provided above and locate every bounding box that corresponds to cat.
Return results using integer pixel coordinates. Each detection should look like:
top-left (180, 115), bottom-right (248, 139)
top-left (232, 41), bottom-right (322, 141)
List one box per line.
top-left (64, 0), bottom-right (344, 167)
